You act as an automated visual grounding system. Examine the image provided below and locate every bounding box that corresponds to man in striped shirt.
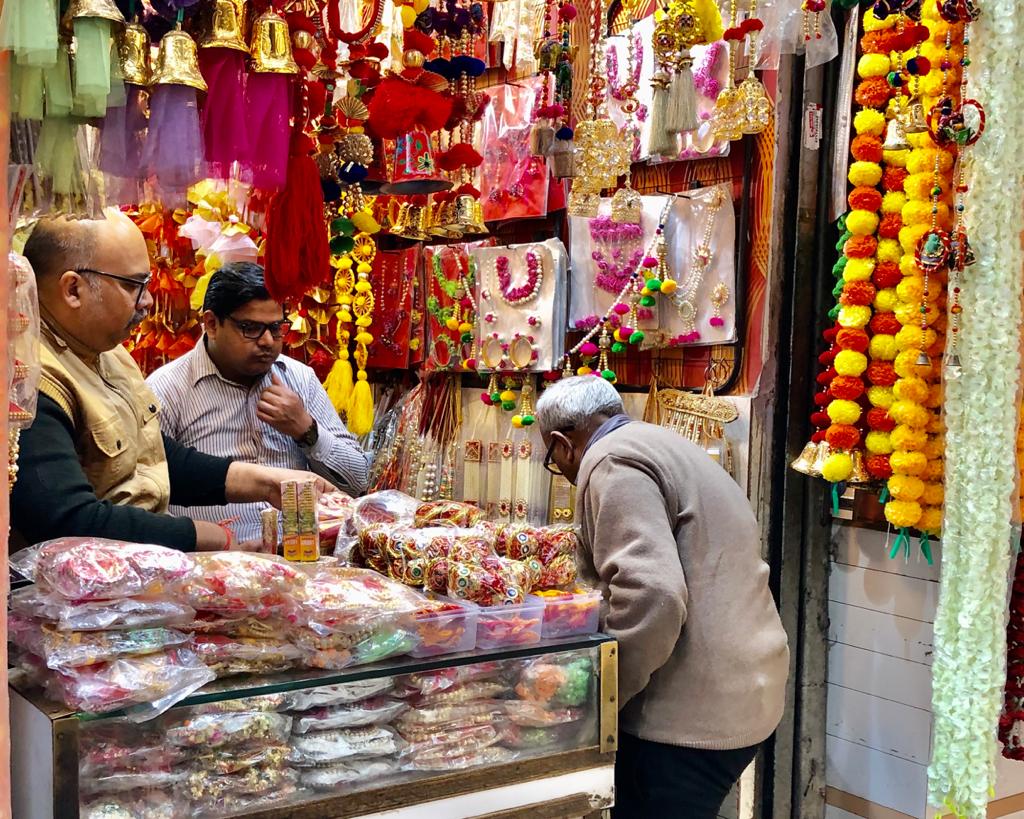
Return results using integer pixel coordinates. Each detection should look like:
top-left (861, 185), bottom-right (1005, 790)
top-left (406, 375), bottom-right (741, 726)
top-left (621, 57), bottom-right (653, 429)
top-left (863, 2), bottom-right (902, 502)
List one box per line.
top-left (148, 263), bottom-right (369, 544)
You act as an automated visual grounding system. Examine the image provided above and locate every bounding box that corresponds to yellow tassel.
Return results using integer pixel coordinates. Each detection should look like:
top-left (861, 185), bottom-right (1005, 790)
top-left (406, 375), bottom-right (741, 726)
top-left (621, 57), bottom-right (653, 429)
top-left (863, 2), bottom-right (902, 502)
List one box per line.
top-left (323, 351), bottom-right (353, 415)
top-left (348, 371), bottom-right (374, 436)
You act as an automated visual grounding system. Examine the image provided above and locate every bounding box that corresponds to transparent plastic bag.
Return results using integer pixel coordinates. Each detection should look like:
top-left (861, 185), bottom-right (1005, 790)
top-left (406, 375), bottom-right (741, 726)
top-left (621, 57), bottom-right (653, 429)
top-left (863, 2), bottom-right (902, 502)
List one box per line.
top-left (166, 711), bottom-right (293, 750)
top-left (351, 490), bottom-right (419, 534)
top-left (11, 538), bottom-right (195, 601)
top-left (7, 252), bottom-right (40, 430)
top-left (500, 722), bottom-right (581, 751)
top-left (188, 612), bottom-right (292, 639)
top-left (318, 490), bottom-right (356, 552)
top-left (292, 697), bottom-right (408, 733)
top-left (191, 744), bottom-right (291, 776)
top-left (406, 741), bottom-right (515, 772)
top-left (46, 647), bottom-right (214, 718)
top-left (289, 725), bottom-right (403, 766)
top-left (81, 770), bottom-right (186, 796)
top-left (9, 613), bottom-right (190, 670)
top-left (447, 555), bottom-right (533, 606)
top-left (395, 700), bottom-right (504, 731)
top-left (81, 789), bottom-right (181, 819)
top-left (10, 587), bottom-right (196, 632)
top-left (191, 634), bottom-right (303, 677)
top-left (300, 566), bottom-right (426, 636)
top-left (185, 766), bottom-right (297, 814)
top-left (79, 723), bottom-right (186, 778)
top-left (413, 500), bottom-right (486, 529)
top-left (285, 678), bottom-right (394, 711)
top-left (405, 662), bottom-right (502, 696)
top-left (302, 625), bottom-right (416, 671)
top-left (182, 552), bottom-right (306, 616)
top-left (514, 655), bottom-right (594, 707)
top-left (300, 757), bottom-right (400, 791)
top-left (414, 681), bottom-right (509, 708)
top-left (503, 700), bottom-right (584, 727)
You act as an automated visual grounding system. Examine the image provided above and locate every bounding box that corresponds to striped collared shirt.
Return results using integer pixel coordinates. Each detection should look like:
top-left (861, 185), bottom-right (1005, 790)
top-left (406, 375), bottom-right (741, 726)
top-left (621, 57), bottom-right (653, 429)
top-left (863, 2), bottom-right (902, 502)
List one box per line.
top-left (147, 340), bottom-right (368, 543)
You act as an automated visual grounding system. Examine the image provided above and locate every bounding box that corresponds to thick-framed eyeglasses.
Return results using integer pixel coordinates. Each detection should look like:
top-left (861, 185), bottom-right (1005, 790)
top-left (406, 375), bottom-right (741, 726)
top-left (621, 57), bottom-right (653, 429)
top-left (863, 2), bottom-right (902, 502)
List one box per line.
top-left (227, 315), bottom-right (288, 341)
top-left (76, 268), bottom-right (152, 308)
top-left (543, 432), bottom-right (571, 476)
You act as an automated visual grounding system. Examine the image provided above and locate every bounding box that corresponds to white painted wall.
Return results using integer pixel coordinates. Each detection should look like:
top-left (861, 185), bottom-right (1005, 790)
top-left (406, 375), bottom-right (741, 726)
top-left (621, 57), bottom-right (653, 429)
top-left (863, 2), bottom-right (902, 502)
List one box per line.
top-left (826, 524), bottom-right (1024, 818)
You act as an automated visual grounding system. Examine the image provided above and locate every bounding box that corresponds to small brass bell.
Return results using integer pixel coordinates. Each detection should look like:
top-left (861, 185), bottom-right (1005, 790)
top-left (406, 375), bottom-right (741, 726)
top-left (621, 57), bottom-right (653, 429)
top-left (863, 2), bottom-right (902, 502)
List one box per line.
top-left (790, 440), bottom-right (819, 475)
top-left (250, 9), bottom-right (299, 74)
top-left (566, 188), bottom-right (600, 218)
top-left (64, 0), bottom-right (125, 25)
top-left (464, 200), bottom-right (490, 236)
top-left (201, 0), bottom-right (249, 52)
top-left (903, 101), bottom-right (928, 135)
top-left (882, 117), bottom-right (911, 152)
top-left (430, 201), bottom-right (462, 239)
top-left (117, 22), bottom-right (151, 86)
top-left (610, 185), bottom-right (642, 224)
top-left (151, 28), bottom-right (208, 92)
top-left (392, 203), bottom-right (429, 241)
top-left (452, 194), bottom-right (489, 236)
top-left (848, 450), bottom-right (871, 485)
top-left (810, 440), bottom-right (831, 477)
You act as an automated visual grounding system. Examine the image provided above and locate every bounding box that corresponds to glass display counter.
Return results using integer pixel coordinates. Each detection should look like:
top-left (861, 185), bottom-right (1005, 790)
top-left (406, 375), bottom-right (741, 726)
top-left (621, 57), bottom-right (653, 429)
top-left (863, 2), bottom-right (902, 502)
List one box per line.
top-left (11, 634), bottom-right (617, 819)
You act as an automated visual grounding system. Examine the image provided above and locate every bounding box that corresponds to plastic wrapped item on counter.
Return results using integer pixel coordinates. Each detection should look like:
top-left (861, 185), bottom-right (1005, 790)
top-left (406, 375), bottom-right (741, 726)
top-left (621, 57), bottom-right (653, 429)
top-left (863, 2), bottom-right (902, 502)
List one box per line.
top-left (185, 766), bottom-right (298, 816)
top-left (351, 490), bottom-right (419, 534)
top-left (182, 553), bottom-right (306, 617)
top-left (413, 680), bottom-right (509, 707)
top-left (192, 634), bottom-right (303, 677)
top-left (188, 692), bottom-right (289, 715)
top-left (395, 700), bottom-right (504, 732)
top-left (188, 613), bottom-right (293, 639)
top-left (422, 531), bottom-right (495, 595)
top-left (409, 595), bottom-right (478, 658)
top-left (9, 587), bottom-right (196, 632)
top-left (475, 597), bottom-right (545, 649)
top-left (46, 647), bottom-right (215, 719)
top-left (285, 678), bottom-right (394, 711)
top-left (515, 655), bottom-right (593, 707)
top-left (303, 626), bottom-right (417, 671)
top-left (300, 566), bottom-right (426, 636)
top-left (405, 662), bottom-right (502, 696)
top-left (447, 555), bottom-right (534, 607)
top-left (11, 538), bottom-right (195, 601)
top-left (166, 711), bottom-right (293, 750)
top-left (500, 722), bottom-right (582, 751)
top-left (406, 742), bottom-right (517, 772)
top-left (81, 789), bottom-right (181, 819)
top-left (292, 697), bottom-right (408, 733)
top-left (399, 722), bottom-right (503, 757)
top-left (8, 614), bottom-right (190, 670)
top-left (289, 725), bottom-right (403, 766)
top-left (496, 524), bottom-right (579, 588)
top-left (534, 587), bottom-right (602, 638)
top-left (413, 500), bottom-right (486, 529)
top-left (503, 700), bottom-right (584, 727)
top-left (317, 490), bottom-right (356, 552)
top-left (191, 744), bottom-right (291, 776)
top-left (80, 771), bottom-right (186, 796)
top-left (79, 725), bottom-right (185, 779)
top-left (300, 757), bottom-right (401, 791)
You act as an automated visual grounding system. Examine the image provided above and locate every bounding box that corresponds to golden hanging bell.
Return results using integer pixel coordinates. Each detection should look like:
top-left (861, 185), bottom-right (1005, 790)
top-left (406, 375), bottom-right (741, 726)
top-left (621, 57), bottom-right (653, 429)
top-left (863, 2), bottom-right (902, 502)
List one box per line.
top-left (250, 9), bottom-right (299, 74)
top-left (610, 184), bottom-right (642, 224)
top-left (65, 0), bottom-right (125, 24)
top-left (882, 117), bottom-right (911, 152)
top-left (810, 440), bottom-right (831, 477)
top-left (201, 0), bottom-right (249, 52)
top-left (117, 22), bottom-right (151, 86)
top-left (848, 449), bottom-right (871, 485)
top-left (450, 194), bottom-right (489, 236)
top-left (391, 203), bottom-right (429, 241)
top-left (151, 28), bottom-right (208, 92)
top-left (429, 200), bottom-right (462, 239)
top-left (463, 199), bottom-right (490, 236)
top-left (902, 101), bottom-right (928, 135)
top-left (790, 440), bottom-right (819, 475)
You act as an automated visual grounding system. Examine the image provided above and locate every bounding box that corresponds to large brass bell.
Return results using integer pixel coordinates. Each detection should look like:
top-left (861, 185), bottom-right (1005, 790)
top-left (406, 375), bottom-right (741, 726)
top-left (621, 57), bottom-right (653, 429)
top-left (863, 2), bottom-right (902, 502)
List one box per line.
top-left (201, 0), bottom-right (249, 52)
top-left (810, 440), bottom-right (831, 477)
top-left (454, 194), bottom-right (489, 236)
top-left (250, 9), bottom-right (299, 74)
top-left (882, 117), bottom-right (911, 152)
top-left (429, 200), bottom-right (462, 239)
top-left (64, 0), bottom-right (125, 25)
top-left (790, 440), bottom-right (819, 475)
top-left (117, 22), bottom-right (151, 86)
top-left (151, 27), bottom-right (208, 92)
top-left (902, 101), bottom-right (929, 135)
top-left (391, 203), bottom-right (429, 241)
top-left (848, 450), bottom-right (871, 485)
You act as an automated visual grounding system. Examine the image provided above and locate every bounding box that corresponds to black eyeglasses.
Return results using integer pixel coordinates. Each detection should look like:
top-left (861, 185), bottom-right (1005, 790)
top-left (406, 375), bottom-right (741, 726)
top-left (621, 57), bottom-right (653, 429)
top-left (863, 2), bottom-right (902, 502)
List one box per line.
top-left (543, 429), bottom-right (573, 476)
top-left (227, 315), bottom-right (289, 341)
top-left (77, 268), bottom-right (152, 308)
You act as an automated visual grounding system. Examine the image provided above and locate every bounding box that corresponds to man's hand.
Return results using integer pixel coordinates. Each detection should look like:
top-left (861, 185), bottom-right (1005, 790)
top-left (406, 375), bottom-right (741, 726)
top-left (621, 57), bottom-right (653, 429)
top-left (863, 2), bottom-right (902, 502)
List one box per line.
top-left (258, 372), bottom-right (314, 440)
top-left (225, 462), bottom-right (334, 507)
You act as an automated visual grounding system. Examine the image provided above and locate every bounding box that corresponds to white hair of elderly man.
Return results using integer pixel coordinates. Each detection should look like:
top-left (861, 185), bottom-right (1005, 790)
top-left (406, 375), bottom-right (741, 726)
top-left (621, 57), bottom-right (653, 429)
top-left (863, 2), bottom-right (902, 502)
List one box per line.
top-left (534, 376), bottom-right (626, 436)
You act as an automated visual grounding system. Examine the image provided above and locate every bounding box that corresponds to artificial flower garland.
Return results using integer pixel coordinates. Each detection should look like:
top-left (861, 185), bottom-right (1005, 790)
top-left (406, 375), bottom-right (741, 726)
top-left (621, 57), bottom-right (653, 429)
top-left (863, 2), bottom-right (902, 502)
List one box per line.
top-left (929, 0), bottom-right (1023, 812)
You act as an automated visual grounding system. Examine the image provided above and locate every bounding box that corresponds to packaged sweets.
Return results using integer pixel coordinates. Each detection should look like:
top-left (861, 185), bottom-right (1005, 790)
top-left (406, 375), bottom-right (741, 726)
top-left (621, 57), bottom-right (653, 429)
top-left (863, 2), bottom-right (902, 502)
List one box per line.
top-left (191, 744), bottom-right (290, 776)
top-left (10, 587), bottom-right (195, 632)
top-left (166, 711), bottom-right (293, 749)
top-left (46, 647), bottom-right (214, 717)
top-left (300, 758), bottom-right (400, 791)
top-left (285, 678), bottom-right (394, 711)
top-left (192, 634), bottom-right (303, 677)
top-left (289, 725), bottom-right (402, 766)
top-left (292, 697), bottom-right (408, 733)
top-left (182, 552), bottom-right (306, 616)
top-left (414, 500), bottom-right (485, 529)
top-left (9, 614), bottom-right (190, 670)
top-left (503, 701), bottom-right (584, 727)
top-left (352, 490), bottom-right (419, 533)
top-left (11, 538), bottom-right (195, 601)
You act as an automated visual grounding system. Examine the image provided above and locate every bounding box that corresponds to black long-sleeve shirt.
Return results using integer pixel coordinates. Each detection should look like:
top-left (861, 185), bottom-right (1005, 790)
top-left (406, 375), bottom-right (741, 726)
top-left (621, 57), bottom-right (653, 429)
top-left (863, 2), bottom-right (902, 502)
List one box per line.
top-left (11, 395), bottom-right (233, 551)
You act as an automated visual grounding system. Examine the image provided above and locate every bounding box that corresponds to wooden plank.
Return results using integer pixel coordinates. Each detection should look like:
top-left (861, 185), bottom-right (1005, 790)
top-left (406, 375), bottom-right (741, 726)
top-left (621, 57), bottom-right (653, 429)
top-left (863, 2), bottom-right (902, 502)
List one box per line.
top-left (826, 684), bottom-right (931, 763)
top-left (828, 644), bottom-right (932, 711)
top-left (824, 806), bottom-right (863, 819)
top-left (826, 786), bottom-right (920, 819)
top-left (828, 600), bottom-right (934, 666)
top-left (825, 736), bottom-right (927, 817)
top-left (832, 526), bottom-right (942, 583)
top-left (829, 563), bottom-right (939, 625)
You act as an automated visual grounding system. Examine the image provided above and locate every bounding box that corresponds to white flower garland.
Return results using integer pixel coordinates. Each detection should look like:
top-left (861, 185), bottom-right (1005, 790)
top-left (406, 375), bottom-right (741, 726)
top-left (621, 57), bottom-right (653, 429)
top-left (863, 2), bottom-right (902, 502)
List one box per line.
top-left (928, 1), bottom-right (1024, 814)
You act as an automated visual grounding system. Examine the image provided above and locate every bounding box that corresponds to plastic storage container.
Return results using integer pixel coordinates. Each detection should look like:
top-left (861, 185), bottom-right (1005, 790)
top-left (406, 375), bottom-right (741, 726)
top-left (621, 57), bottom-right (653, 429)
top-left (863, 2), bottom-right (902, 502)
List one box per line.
top-left (475, 596), bottom-right (544, 650)
top-left (536, 589), bottom-right (602, 639)
top-left (409, 596), bottom-right (478, 658)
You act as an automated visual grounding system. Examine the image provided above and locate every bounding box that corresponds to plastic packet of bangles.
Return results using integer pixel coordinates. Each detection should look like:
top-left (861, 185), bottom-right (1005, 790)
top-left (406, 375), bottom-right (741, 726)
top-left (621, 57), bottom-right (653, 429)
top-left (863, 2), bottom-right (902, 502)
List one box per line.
top-left (299, 757), bottom-right (401, 791)
top-left (187, 612), bottom-right (293, 639)
top-left (165, 711), bottom-right (293, 750)
top-left (9, 586), bottom-right (196, 632)
top-left (186, 766), bottom-right (298, 817)
top-left (288, 725), bottom-right (404, 766)
top-left (190, 744), bottom-right (291, 776)
top-left (503, 700), bottom-right (585, 728)
top-left (80, 788), bottom-right (181, 819)
top-left (79, 723), bottom-right (186, 779)
top-left (411, 680), bottom-right (510, 708)
top-left (394, 700), bottom-right (505, 732)
top-left (182, 552), bottom-right (307, 618)
top-left (405, 744), bottom-right (518, 772)
top-left (80, 770), bottom-right (187, 797)
top-left (191, 634), bottom-right (303, 678)
top-left (284, 678), bottom-right (395, 711)
top-left (291, 696), bottom-right (408, 733)
top-left (403, 661), bottom-right (503, 696)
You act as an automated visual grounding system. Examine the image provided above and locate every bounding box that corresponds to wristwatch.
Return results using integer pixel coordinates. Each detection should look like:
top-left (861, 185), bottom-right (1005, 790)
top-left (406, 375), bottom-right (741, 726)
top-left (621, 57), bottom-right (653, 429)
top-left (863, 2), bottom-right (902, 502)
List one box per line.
top-left (295, 418), bottom-right (319, 448)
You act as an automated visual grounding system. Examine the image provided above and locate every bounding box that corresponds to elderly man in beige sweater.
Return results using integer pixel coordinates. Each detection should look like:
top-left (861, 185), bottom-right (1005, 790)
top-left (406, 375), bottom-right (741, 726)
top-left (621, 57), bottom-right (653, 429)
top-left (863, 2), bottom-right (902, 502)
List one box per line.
top-left (536, 376), bottom-right (789, 818)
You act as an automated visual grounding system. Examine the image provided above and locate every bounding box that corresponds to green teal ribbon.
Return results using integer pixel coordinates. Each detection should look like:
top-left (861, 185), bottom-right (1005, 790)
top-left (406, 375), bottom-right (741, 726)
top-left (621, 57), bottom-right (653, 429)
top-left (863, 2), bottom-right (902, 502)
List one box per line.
top-left (878, 486), bottom-right (889, 504)
top-left (890, 527), bottom-right (910, 561)
top-left (920, 533), bottom-right (934, 566)
top-left (831, 483), bottom-right (841, 516)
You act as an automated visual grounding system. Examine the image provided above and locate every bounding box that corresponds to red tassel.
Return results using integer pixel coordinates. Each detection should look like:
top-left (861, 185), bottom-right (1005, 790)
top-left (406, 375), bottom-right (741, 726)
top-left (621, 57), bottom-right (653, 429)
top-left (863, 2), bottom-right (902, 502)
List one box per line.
top-left (264, 133), bottom-right (330, 303)
top-left (438, 143), bottom-right (482, 170)
top-left (404, 29), bottom-right (437, 56)
top-left (367, 77), bottom-right (453, 139)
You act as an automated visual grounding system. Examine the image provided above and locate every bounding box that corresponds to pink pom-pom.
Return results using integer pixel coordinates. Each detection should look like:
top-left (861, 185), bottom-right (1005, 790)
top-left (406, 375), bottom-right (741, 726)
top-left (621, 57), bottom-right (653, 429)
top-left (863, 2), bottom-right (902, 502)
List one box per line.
top-left (710, 317), bottom-right (725, 327)
top-left (642, 256), bottom-right (659, 268)
top-left (558, 4), bottom-right (578, 20)
top-left (465, 358), bottom-right (478, 370)
top-left (580, 341), bottom-right (599, 357)
top-left (481, 394), bottom-right (494, 405)
top-left (612, 302), bottom-right (630, 315)
top-left (619, 327), bottom-right (633, 338)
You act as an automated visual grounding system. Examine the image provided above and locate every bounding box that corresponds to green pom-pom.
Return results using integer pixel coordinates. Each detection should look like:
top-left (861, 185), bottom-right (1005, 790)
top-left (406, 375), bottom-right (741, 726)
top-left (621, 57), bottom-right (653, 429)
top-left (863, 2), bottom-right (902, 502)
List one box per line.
top-left (640, 295), bottom-right (657, 307)
top-left (611, 341), bottom-right (625, 354)
top-left (601, 369), bottom-right (616, 381)
top-left (490, 392), bottom-right (502, 403)
top-left (501, 400), bottom-right (516, 411)
top-left (828, 305), bottom-right (841, 321)
top-left (330, 235), bottom-right (355, 255)
top-left (521, 414), bottom-right (535, 426)
top-left (461, 332), bottom-right (473, 344)
top-left (645, 278), bottom-right (662, 292)
top-left (832, 281), bottom-right (844, 298)
top-left (331, 217), bottom-right (355, 235)
top-left (629, 330), bottom-right (645, 345)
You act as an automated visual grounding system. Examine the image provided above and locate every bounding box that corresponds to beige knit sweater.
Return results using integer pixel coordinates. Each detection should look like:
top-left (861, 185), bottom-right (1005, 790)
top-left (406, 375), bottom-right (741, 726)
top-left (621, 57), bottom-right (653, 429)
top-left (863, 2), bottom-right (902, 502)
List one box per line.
top-left (576, 421), bottom-right (789, 749)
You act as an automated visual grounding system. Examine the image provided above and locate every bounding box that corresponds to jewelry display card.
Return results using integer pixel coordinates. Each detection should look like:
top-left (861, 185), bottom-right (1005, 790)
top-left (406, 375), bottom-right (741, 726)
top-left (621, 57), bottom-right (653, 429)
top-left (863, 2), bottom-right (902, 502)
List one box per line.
top-left (367, 247), bottom-right (419, 370)
top-left (422, 240), bottom-right (494, 372)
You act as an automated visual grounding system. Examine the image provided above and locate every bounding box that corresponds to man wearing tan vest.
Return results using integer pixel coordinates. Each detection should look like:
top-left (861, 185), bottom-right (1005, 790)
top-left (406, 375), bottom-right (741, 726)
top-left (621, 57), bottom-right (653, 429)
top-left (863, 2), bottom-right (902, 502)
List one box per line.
top-left (10, 211), bottom-right (328, 551)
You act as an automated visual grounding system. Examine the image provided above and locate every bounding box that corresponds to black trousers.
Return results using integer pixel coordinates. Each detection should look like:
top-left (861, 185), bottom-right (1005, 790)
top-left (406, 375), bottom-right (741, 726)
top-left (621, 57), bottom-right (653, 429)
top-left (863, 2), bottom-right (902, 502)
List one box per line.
top-left (613, 732), bottom-right (760, 819)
